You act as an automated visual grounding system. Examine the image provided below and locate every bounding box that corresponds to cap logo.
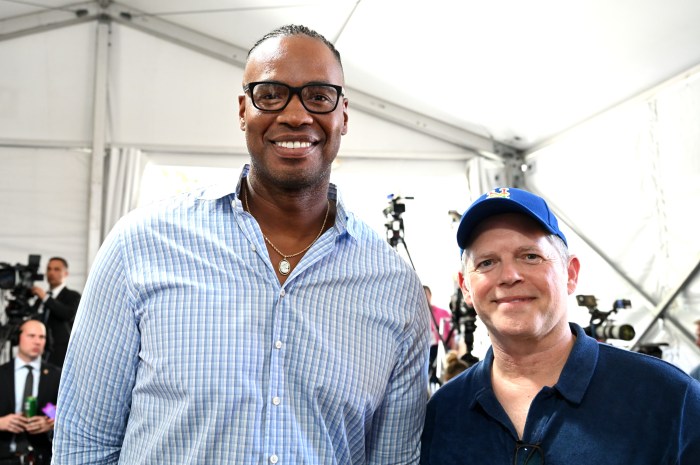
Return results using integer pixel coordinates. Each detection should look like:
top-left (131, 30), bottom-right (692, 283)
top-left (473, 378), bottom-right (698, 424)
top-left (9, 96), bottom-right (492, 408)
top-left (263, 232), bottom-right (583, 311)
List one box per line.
top-left (486, 187), bottom-right (510, 199)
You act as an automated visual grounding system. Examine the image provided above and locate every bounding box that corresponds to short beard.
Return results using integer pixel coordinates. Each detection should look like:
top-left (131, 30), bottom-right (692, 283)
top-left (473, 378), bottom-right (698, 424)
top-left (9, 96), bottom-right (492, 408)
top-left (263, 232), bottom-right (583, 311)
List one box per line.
top-left (250, 158), bottom-right (332, 192)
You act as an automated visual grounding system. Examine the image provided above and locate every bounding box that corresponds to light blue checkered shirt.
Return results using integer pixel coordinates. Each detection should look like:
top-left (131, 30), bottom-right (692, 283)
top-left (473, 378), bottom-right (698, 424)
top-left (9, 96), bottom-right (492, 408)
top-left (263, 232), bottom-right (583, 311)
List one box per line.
top-left (53, 165), bottom-right (430, 464)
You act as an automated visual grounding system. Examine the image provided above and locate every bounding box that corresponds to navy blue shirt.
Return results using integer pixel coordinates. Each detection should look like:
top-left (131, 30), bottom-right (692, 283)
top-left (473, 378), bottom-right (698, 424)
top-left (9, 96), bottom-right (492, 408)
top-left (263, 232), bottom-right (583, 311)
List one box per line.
top-left (421, 323), bottom-right (700, 464)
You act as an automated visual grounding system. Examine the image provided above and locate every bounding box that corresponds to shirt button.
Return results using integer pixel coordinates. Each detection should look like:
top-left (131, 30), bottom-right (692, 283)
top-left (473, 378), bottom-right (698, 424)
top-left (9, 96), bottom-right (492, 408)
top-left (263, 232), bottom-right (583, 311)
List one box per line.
top-left (272, 396), bottom-right (281, 405)
top-left (251, 245), bottom-right (256, 252)
top-left (269, 455), bottom-right (278, 464)
top-left (275, 340), bottom-right (283, 349)
top-left (280, 289), bottom-right (285, 297)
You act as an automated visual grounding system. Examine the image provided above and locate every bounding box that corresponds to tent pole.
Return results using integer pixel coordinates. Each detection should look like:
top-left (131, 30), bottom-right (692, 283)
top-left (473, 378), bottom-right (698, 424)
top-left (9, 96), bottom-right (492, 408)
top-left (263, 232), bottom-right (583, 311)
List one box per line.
top-left (86, 15), bottom-right (110, 270)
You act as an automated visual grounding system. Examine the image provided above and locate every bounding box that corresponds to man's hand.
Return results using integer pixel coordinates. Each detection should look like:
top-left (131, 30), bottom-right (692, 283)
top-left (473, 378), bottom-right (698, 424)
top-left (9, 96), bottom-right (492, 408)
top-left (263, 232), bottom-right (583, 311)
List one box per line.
top-left (0, 413), bottom-right (29, 434)
top-left (32, 286), bottom-right (47, 300)
top-left (25, 415), bottom-right (54, 434)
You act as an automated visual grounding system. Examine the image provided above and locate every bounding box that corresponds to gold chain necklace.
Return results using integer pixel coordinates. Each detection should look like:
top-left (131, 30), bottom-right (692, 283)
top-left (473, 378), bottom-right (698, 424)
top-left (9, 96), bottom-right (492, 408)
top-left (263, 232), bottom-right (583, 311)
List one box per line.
top-left (244, 184), bottom-right (330, 276)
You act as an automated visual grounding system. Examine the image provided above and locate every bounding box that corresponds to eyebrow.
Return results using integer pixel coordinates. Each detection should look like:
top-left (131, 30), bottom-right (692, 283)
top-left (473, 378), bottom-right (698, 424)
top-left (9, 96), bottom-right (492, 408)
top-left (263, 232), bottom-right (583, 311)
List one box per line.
top-left (471, 244), bottom-right (543, 260)
top-left (514, 245), bottom-right (543, 254)
top-left (251, 80), bottom-right (339, 86)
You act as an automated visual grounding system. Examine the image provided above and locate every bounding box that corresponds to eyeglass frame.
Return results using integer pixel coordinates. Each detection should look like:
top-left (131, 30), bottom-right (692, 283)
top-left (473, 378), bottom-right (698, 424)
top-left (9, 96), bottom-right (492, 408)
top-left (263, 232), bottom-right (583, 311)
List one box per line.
top-left (512, 441), bottom-right (545, 465)
top-left (242, 81), bottom-right (345, 114)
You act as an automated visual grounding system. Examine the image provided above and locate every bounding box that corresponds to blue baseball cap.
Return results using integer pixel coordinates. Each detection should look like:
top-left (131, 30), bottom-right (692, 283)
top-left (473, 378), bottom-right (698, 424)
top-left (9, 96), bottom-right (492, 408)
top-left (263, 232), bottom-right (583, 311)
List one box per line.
top-left (456, 187), bottom-right (567, 249)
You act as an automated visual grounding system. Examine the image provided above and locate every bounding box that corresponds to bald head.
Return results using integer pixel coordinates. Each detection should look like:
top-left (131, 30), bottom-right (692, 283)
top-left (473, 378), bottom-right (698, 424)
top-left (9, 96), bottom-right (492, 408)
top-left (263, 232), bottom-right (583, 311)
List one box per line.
top-left (17, 319), bottom-right (46, 363)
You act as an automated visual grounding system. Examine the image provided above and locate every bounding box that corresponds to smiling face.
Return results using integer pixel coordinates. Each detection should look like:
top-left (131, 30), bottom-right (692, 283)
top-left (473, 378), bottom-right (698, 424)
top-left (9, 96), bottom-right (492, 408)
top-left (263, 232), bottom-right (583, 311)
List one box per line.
top-left (461, 213), bottom-right (579, 344)
top-left (239, 34), bottom-right (348, 192)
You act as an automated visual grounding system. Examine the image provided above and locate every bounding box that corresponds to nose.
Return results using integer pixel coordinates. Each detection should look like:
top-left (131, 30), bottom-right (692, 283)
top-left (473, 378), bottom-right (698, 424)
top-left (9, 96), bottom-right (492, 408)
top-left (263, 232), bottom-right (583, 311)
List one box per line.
top-left (277, 94), bottom-right (314, 127)
top-left (497, 258), bottom-right (523, 286)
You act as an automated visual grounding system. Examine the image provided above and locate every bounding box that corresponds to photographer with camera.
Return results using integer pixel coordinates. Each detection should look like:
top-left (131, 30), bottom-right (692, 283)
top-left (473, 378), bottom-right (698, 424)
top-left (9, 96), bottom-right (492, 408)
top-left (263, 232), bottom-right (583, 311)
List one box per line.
top-left (30, 257), bottom-right (80, 367)
top-left (421, 187), bottom-right (700, 464)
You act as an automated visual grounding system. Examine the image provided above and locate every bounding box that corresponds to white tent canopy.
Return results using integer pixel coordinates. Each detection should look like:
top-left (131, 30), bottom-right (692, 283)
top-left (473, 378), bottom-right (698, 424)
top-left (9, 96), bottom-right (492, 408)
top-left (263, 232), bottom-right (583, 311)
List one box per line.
top-left (1, 0), bottom-right (698, 370)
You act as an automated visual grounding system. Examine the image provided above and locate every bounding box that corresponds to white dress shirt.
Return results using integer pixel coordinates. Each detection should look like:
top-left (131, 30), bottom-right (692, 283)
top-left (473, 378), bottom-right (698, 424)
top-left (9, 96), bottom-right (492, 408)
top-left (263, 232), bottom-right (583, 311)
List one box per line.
top-left (14, 356), bottom-right (41, 413)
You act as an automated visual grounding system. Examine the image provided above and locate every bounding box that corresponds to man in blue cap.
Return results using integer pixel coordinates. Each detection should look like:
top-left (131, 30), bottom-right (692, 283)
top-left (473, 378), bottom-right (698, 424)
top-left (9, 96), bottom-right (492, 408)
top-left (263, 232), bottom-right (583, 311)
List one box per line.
top-left (421, 187), bottom-right (700, 464)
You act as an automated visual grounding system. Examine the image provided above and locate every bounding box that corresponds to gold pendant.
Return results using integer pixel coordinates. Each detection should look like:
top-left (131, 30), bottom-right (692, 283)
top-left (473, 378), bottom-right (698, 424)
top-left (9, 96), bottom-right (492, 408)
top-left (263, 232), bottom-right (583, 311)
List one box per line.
top-left (279, 258), bottom-right (291, 275)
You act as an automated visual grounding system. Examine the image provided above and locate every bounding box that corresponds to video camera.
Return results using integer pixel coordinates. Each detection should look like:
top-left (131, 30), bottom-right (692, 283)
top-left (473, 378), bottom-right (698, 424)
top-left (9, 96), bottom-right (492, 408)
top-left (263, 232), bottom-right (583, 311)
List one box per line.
top-left (577, 294), bottom-right (636, 341)
top-left (1, 254), bottom-right (44, 323)
top-left (383, 194), bottom-right (413, 249)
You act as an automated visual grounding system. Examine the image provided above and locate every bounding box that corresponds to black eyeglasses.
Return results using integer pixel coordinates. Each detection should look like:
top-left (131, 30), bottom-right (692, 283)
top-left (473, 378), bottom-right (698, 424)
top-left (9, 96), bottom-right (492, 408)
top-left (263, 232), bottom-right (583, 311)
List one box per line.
top-left (243, 81), bottom-right (344, 114)
top-left (513, 441), bottom-right (545, 465)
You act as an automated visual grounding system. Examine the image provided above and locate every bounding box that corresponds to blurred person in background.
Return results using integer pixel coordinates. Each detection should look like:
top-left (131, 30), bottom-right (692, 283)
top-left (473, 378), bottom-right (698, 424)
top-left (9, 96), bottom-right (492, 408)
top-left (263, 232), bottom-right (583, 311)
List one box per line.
top-left (0, 320), bottom-right (60, 465)
top-left (31, 257), bottom-right (80, 367)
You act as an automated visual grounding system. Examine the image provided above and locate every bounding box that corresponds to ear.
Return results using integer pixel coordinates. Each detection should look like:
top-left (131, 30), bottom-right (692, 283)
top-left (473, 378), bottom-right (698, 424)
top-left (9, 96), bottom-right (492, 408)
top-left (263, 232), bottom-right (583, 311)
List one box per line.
top-left (238, 95), bottom-right (246, 131)
top-left (566, 255), bottom-right (581, 295)
top-left (458, 271), bottom-right (474, 307)
top-left (341, 97), bottom-right (349, 135)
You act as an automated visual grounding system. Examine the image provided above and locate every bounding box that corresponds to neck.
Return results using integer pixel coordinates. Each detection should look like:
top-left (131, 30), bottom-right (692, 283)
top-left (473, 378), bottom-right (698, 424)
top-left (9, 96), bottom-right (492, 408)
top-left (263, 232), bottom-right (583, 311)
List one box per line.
top-left (246, 170), bottom-right (330, 214)
top-left (244, 176), bottom-right (333, 235)
top-left (491, 324), bottom-right (575, 385)
top-left (18, 354), bottom-right (39, 364)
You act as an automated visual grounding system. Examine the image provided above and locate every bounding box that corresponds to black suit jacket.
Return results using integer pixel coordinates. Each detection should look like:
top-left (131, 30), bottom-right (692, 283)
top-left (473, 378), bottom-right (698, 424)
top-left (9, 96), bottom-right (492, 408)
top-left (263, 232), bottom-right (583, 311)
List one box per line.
top-left (39, 287), bottom-right (81, 367)
top-left (0, 360), bottom-right (61, 459)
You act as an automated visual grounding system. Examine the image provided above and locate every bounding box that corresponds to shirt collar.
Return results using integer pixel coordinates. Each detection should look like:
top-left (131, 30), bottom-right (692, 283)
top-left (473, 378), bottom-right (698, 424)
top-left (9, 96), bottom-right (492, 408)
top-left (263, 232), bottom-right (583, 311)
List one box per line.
top-left (49, 283), bottom-right (66, 296)
top-left (552, 323), bottom-right (598, 404)
top-left (195, 163), bottom-right (361, 241)
top-left (470, 322), bottom-right (597, 409)
top-left (15, 355), bottom-right (42, 373)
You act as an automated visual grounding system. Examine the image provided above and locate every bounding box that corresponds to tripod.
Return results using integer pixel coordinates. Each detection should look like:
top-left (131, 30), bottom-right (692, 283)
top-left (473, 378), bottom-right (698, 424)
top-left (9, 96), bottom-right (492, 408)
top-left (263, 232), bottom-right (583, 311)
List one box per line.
top-left (385, 217), bottom-right (416, 269)
top-left (383, 194), bottom-right (416, 269)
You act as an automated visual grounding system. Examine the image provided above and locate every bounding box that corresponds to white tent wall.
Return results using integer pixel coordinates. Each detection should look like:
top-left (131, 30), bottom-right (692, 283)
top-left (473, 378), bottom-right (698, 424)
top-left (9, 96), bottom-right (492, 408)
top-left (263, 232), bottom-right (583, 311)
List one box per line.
top-left (0, 23), bottom-right (93, 301)
top-left (0, 23), bottom-right (95, 298)
top-left (0, 23), bottom-right (95, 144)
top-left (110, 24), bottom-right (244, 149)
top-left (524, 68), bottom-right (700, 372)
top-left (0, 147), bottom-right (90, 290)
